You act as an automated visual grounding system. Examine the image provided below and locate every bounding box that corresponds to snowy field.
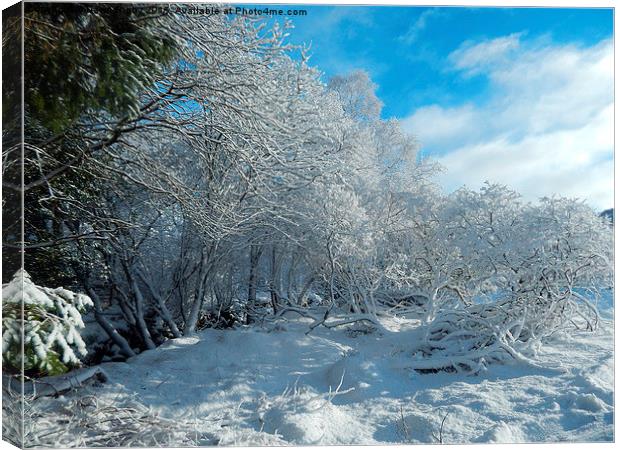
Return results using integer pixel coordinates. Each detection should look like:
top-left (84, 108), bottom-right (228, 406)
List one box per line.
top-left (30, 300), bottom-right (614, 446)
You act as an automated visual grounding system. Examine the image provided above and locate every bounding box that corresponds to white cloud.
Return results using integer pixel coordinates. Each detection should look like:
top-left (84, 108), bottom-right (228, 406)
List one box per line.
top-left (398, 9), bottom-right (441, 46)
top-left (402, 35), bottom-right (613, 210)
top-left (448, 33), bottom-right (523, 75)
top-left (401, 103), bottom-right (480, 150)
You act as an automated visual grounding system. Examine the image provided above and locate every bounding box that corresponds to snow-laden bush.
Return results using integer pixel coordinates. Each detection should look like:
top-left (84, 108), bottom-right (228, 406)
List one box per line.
top-left (387, 188), bottom-right (613, 374)
top-left (2, 270), bottom-right (93, 376)
top-left (409, 291), bottom-right (600, 374)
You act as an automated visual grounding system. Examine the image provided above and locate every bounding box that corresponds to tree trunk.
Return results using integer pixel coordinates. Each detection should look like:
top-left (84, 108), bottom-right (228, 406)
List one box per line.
top-left (128, 275), bottom-right (157, 350)
top-left (269, 245), bottom-right (280, 314)
top-left (87, 288), bottom-right (136, 358)
top-left (298, 275), bottom-right (315, 306)
top-left (184, 254), bottom-right (210, 335)
top-left (246, 244), bottom-right (263, 324)
top-left (248, 244), bottom-right (262, 304)
top-left (184, 272), bottom-right (208, 335)
top-left (136, 270), bottom-right (182, 338)
top-left (285, 252), bottom-right (302, 306)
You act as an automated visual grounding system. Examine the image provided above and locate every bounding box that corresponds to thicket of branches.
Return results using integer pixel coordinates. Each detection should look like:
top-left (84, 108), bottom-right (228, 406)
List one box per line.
top-left (3, 5), bottom-right (613, 370)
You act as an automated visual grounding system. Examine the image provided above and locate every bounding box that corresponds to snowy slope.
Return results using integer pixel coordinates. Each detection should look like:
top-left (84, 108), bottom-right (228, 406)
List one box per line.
top-left (79, 309), bottom-right (614, 445)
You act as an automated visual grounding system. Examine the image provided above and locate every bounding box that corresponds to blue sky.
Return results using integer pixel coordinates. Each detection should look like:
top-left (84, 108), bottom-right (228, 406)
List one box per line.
top-left (247, 5), bottom-right (614, 209)
top-left (282, 7), bottom-right (612, 115)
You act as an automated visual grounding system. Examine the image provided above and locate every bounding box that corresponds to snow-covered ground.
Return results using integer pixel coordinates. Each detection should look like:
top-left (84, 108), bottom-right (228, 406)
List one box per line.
top-left (53, 301), bottom-right (613, 446)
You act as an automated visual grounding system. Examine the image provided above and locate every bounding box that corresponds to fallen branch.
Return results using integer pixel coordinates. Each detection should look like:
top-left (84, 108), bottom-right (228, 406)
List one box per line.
top-left (3, 366), bottom-right (109, 399)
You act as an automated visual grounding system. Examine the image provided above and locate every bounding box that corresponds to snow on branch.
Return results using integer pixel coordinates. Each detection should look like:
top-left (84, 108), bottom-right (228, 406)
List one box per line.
top-left (2, 270), bottom-right (93, 376)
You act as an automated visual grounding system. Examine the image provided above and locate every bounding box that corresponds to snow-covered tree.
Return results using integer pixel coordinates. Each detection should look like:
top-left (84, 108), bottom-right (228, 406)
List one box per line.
top-left (2, 270), bottom-right (93, 376)
top-left (9, 4), bottom-right (612, 368)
